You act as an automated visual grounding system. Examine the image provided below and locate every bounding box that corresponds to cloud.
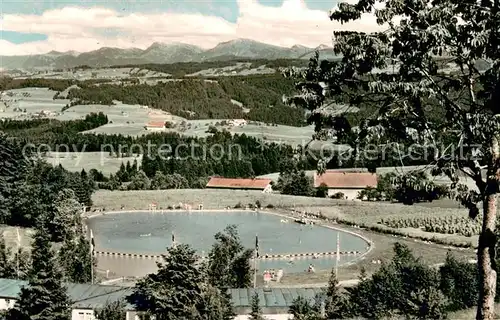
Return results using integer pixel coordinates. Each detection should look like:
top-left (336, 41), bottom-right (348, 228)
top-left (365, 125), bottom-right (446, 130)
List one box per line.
top-left (0, 0), bottom-right (388, 56)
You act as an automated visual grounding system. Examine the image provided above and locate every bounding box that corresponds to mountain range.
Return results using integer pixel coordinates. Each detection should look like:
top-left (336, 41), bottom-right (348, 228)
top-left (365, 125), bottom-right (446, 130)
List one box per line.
top-left (0, 39), bottom-right (336, 70)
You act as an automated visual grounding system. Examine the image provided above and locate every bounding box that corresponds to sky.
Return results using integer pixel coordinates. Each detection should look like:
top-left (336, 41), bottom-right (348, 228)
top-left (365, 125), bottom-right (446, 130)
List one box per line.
top-left (0, 0), bottom-right (385, 56)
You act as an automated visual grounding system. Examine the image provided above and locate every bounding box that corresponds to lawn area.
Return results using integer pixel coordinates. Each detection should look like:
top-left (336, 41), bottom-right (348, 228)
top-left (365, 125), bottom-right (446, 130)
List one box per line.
top-left (448, 304), bottom-right (500, 319)
top-left (44, 152), bottom-right (141, 175)
top-left (298, 201), bottom-right (477, 247)
top-left (91, 189), bottom-right (338, 211)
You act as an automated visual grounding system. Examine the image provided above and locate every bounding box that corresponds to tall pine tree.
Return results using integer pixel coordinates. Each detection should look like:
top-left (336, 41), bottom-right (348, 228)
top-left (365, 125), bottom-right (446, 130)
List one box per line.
top-left (128, 244), bottom-right (205, 320)
top-left (249, 292), bottom-right (264, 320)
top-left (7, 226), bottom-right (71, 320)
top-left (0, 133), bottom-right (30, 224)
top-left (0, 234), bottom-right (15, 279)
top-left (324, 269), bottom-right (350, 319)
top-left (207, 225), bottom-right (253, 289)
top-left (59, 233), bottom-right (95, 283)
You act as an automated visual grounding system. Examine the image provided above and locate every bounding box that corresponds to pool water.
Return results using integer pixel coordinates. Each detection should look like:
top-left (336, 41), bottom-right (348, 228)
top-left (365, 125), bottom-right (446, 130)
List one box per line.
top-left (87, 210), bottom-right (369, 275)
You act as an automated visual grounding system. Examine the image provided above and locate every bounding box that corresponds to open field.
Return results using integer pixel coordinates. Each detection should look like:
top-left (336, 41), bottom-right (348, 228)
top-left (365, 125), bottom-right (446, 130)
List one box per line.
top-left (186, 62), bottom-right (275, 77)
top-left (91, 189), bottom-right (338, 211)
top-left (0, 225), bottom-right (34, 250)
top-left (1, 87), bottom-right (312, 144)
top-left (298, 201), bottom-right (480, 247)
top-left (1, 86), bottom-right (324, 146)
top-left (9, 67), bottom-right (171, 81)
top-left (0, 87), bottom-right (69, 117)
top-left (44, 152), bottom-right (142, 175)
top-left (6, 64), bottom-right (278, 81)
top-left (0, 86), bottom-right (180, 126)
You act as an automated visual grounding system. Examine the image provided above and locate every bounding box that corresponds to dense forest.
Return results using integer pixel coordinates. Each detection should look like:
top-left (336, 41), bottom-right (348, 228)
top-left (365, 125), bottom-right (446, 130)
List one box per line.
top-left (0, 133), bottom-right (94, 228)
top-left (66, 75), bottom-right (305, 126)
top-left (0, 113), bottom-right (108, 143)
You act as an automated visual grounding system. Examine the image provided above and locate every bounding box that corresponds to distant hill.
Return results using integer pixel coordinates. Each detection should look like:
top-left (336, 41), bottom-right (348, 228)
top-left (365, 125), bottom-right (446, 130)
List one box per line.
top-left (0, 38), bottom-right (336, 70)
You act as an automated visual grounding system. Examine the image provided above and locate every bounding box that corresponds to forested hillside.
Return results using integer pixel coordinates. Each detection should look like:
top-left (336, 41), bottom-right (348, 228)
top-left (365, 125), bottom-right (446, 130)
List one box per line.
top-left (1, 73), bottom-right (305, 126)
top-left (67, 75), bottom-right (304, 126)
top-left (113, 58), bottom-right (308, 77)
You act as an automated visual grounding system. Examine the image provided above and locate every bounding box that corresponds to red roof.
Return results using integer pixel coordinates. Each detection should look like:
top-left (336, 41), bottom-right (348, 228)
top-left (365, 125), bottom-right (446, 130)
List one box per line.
top-left (314, 171), bottom-right (377, 188)
top-left (145, 121), bottom-right (165, 128)
top-left (206, 177), bottom-right (272, 189)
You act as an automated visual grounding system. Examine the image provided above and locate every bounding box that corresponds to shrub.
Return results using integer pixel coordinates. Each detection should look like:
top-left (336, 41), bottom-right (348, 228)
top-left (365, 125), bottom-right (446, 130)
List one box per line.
top-left (331, 192), bottom-right (345, 199)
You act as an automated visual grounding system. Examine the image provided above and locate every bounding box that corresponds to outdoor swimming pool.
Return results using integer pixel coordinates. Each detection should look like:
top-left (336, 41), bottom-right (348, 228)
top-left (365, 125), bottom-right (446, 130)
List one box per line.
top-left (87, 210), bottom-right (370, 276)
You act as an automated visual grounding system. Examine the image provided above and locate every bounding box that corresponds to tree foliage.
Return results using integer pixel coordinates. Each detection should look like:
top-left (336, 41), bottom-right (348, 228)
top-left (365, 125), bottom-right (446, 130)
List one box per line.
top-left (275, 170), bottom-right (315, 196)
top-left (128, 243), bottom-right (235, 320)
top-left (7, 227), bottom-right (71, 320)
top-left (58, 233), bottom-right (95, 284)
top-left (358, 171), bottom-right (449, 203)
top-left (207, 225), bottom-right (253, 289)
top-left (249, 292), bottom-right (265, 320)
top-left (54, 74), bottom-right (305, 125)
top-left (324, 270), bottom-right (350, 319)
top-left (289, 296), bottom-right (322, 320)
top-left (440, 252), bottom-right (480, 311)
top-left (285, 0), bottom-right (500, 316)
top-left (346, 243), bottom-right (448, 319)
top-left (0, 133), bottom-right (95, 229)
top-left (0, 235), bottom-right (15, 279)
top-left (128, 244), bottom-right (205, 319)
top-left (94, 300), bottom-right (127, 320)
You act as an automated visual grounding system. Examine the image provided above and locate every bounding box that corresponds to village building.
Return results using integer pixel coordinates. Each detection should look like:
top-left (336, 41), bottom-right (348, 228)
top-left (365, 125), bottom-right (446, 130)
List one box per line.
top-left (228, 119), bottom-right (247, 127)
top-left (206, 177), bottom-right (272, 193)
top-left (314, 171), bottom-right (378, 199)
top-left (0, 278), bottom-right (321, 320)
top-left (0, 278), bottom-right (135, 320)
top-left (33, 110), bottom-right (57, 118)
top-left (144, 121), bottom-right (166, 132)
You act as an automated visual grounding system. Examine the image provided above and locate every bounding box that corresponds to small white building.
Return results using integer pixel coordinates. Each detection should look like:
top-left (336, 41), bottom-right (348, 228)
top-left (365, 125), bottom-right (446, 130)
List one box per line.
top-left (0, 278), bottom-right (137, 320)
top-left (228, 119), bottom-right (247, 127)
top-left (314, 171), bottom-right (378, 200)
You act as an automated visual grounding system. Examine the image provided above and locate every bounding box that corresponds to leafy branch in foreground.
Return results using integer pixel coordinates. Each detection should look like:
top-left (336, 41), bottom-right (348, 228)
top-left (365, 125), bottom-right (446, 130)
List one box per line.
top-left (285, 0), bottom-right (500, 318)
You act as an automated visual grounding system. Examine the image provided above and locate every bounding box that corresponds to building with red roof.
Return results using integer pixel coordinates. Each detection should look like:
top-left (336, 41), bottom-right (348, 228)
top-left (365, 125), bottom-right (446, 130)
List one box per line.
top-left (144, 121), bottom-right (166, 131)
top-left (206, 177), bottom-right (273, 193)
top-left (314, 171), bottom-right (377, 199)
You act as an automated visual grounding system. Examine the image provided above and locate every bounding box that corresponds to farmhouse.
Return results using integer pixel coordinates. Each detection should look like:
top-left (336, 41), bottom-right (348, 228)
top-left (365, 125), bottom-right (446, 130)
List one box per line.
top-left (228, 119), bottom-right (247, 127)
top-left (206, 177), bottom-right (272, 193)
top-left (314, 171), bottom-right (378, 199)
top-left (144, 121), bottom-right (166, 131)
top-left (0, 278), bottom-right (322, 320)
